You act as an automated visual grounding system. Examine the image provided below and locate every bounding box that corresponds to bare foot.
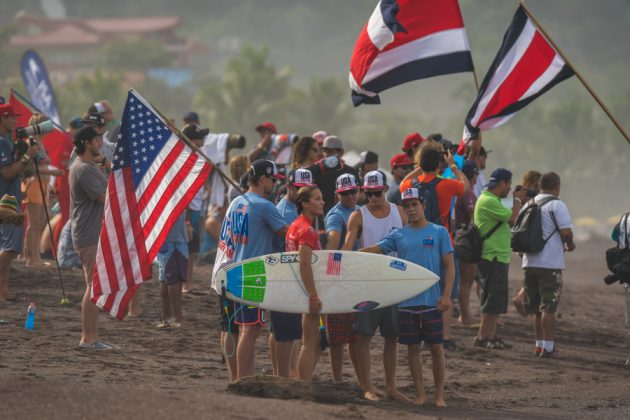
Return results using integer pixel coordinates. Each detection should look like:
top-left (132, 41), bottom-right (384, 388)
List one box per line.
top-left (363, 390), bottom-right (380, 401)
top-left (386, 388), bottom-right (411, 402)
top-left (412, 396), bottom-right (426, 406)
top-left (435, 398), bottom-right (447, 408)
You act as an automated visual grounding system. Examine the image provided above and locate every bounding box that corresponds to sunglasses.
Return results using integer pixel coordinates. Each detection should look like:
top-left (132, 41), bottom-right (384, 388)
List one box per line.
top-left (339, 189), bottom-right (358, 196)
top-left (365, 190), bottom-right (383, 198)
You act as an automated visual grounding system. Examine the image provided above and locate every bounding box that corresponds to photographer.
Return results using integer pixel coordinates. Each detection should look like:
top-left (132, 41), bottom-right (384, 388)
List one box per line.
top-left (0, 104), bottom-right (40, 300)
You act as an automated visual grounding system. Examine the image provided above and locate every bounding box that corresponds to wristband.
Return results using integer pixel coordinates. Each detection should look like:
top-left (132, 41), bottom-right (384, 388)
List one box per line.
top-left (449, 163), bottom-right (457, 170)
top-left (20, 155), bottom-right (31, 164)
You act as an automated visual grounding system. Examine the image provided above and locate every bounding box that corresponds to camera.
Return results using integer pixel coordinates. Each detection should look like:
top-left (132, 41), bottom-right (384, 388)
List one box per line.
top-left (15, 120), bottom-right (54, 139)
top-left (227, 134), bottom-right (246, 149)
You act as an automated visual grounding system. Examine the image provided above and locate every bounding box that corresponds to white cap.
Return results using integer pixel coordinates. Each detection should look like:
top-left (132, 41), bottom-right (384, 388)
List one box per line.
top-left (335, 173), bottom-right (359, 192)
top-left (362, 170), bottom-right (387, 190)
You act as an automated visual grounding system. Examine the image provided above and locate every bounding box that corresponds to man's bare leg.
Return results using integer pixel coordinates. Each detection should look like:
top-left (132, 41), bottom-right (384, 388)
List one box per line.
top-left (160, 283), bottom-right (172, 322)
top-left (221, 330), bottom-right (239, 382)
top-left (541, 311), bottom-right (556, 342)
top-left (127, 285), bottom-right (143, 317)
top-left (275, 338), bottom-right (295, 377)
top-left (384, 336), bottom-right (409, 401)
top-left (329, 343), bottom-right (345, 383)
top-left (429, 344), bottom-right (446, 407)
top-left (81, 285), bottom-right (100, 344)
top-left (407, 344), bottom-right (425, 405)
top-left (168, 281), bottom-right (183, 323)
top-left (236, 324), bottom-right (261, 379)
top-left (0, 251), bottom-right (17, 300)
top-left (478, 313), bottom-right (498, 340)
top-left (352, 334), bottom-right (380, 400)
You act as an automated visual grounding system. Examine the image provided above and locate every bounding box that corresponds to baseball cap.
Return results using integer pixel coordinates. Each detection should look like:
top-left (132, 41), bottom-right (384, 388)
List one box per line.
top-left (182, 124), bottom-right (209, 141)
top-left (363, 170), bottom-right (387, 190)
top-left (400, 188), bottom-right (424, 203)
top-left (69, 117), bottom-right (84, 130)
top-left (357, 150), bottom-right (379, 167)
top-left (322, 135), bottom-right (343, 150)
top-left (402, 132), bottom-right (425, 152)
top-left (312, 130), bottom-right (328, 145)
top-left (255, 122), bottom-right (277, 134)
top-left (250, 159), bottom-right (285, 179)
top-left (183, 111), bottom-right (200, 124)
top-left (335, 173), bottom-right (359, 193)
top-left (390, 153), bottom-right (413, 169)
top-left (81, 112), bottom-right (106, 127)
top-left (0, 104), bottom-right (21, 117)
top-left (73, 126), bottom-right (99, 146)
top-left (288, 168), bottom-right (316, 187)
top-left (461, 160), bottom-right (479, 180)
top-left (484, 168), bottom-right (512, 188)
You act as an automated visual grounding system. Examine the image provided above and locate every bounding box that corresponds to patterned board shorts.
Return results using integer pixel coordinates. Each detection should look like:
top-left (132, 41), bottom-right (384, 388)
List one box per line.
top-left (398, 306), bottom-right (443, 346)
top-left (325, 313), bottom-right (357, 345)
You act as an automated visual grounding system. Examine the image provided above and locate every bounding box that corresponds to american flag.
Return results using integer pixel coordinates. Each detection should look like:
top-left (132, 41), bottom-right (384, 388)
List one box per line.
top-left (91, 89), bottom-right (212, 319)
top-left (326, 252), bottom-right (342, 276)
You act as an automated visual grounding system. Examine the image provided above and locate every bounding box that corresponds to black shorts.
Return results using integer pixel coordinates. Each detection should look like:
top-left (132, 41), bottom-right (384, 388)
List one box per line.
top-left (398, 306), bottom-right (443, 345)
top-left (219, 295), bottom-right (239, 333)
top-left (352, 305), bottom-right (399, 338)
top-left (523, 267), bottom-right (563, 314)
top-left (478, 258), bottom-right (509, 314)
top-left (269, 311), bottom-right (302, 341)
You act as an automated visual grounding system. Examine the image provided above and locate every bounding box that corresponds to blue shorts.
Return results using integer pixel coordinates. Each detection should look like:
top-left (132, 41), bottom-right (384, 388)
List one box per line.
top-left (439, 249), bottom-right (459, 300)
top-left (188, 210), bottom-right (201, 254)
top-left (0, 222), bottom-right (24, 253)
top-left (235, 302), bottom-right (267, 326)
top-left (270, 311), bottom-right (302, 341)
top-left (156, 242), bottom-right (188, 285)
top-left (398, 306), bottom-right (443, 345)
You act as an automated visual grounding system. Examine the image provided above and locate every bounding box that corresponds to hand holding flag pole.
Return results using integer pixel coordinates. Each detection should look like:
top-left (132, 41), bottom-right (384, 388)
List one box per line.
top-left (520, 1), bottom-right (630, 145)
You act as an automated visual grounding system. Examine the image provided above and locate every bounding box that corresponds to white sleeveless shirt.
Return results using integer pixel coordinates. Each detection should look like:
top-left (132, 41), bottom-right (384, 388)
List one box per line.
top-left (358, 202), bottom-right (403, 251)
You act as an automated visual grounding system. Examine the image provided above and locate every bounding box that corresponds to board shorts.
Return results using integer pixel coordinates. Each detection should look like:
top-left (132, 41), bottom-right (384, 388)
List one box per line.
top-left (0, 221), bottom-right (24, 254)
top-left (156, 242), bottom-right (188, 285)
top-left (235, 303), bottom-right (267, 327)
top-left (523, 267), bottom-right (563, 314)
top-left (269, 311), bottom-right (302, 341)
top-left (325, 313), bottom-right (357, 345)
top-left (352, 305), bottom-right (399, 338)
top-left (439, 249), bottom-right (460, 300)
top-left (219, 295), bottom-right (239, 333)
top-left (188, 210), bottom-right (201, 254)
top-left (478, 258), bottom-right (509, 314)
top-left (398, 306), bottom-right (443, 345)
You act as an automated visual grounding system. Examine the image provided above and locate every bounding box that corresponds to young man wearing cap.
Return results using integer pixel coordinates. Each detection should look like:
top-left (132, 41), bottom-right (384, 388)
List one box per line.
top-left (68, 113), bottom-right (111, 171)
top-left (355, 151), bottom-right (379, 182)
top-left (387, 153), bottom-right (414, 205)
top-left (212, 159), bottom-right (288, 380)
top-left (474, 168), bottom-right (527, 349)
top-left (69, 126), bottom-right (111, 349)
top-left (361, 187), bottom-right (455, 406)
top-left (269, 168), bottom-right (316, 378)
top-left (325, 173), bottom-right (361, 383)
top-left (401, 133), bottom-right (425, 159)
top-left (472, 146), bottom-right (490, 198)
top-left (343, 170), bottom-right (408, 401)
top-left (0, 104), bottom-right (40, 300)
top-left (307, 135), bottom-right (358, 215)
top-left (183, 111), bottom-right (200, 126)
top-left (248, 122), bottom-right (277, 162)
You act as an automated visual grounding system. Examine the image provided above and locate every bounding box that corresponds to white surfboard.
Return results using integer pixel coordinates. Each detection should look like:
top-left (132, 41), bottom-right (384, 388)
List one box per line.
top-left (214, 250), bottom-right (439, 314)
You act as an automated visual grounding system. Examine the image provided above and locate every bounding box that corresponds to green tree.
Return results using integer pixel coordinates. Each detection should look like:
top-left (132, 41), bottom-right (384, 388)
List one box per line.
top-left (57, 69), bottom-right (125, 122)
top-left (101, 38), bottom-right (174, 70)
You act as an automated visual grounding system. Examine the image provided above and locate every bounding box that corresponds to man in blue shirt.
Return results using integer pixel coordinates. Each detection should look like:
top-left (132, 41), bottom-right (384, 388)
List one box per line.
top-left (0, 104), bottom-right (39, 300)
top-left (212, 159), bottom-right (288, 381)
top-left (361, 188), bottom-right (454, 407)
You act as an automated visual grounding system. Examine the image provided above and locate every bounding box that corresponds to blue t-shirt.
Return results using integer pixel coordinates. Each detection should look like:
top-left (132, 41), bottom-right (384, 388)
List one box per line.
top-left (273, 197), bottom-right (298, 252)
top-left (165, 213), bottom-right (188, 243)
top-left (377, 223), bottom-right (453, 307)
top-left (218, 191), bottom-right (286, 263)
top-left (0, 134), bottom-right (22, 203)
top-left (325, 202), bottom-right (357, 250)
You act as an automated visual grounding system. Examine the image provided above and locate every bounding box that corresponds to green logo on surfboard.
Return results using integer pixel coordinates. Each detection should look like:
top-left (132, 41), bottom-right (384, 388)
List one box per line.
top-left (242, 260), bottom-right (267, 302)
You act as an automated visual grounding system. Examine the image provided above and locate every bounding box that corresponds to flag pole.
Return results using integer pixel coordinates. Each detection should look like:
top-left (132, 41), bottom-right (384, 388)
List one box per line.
top-left (11, 89), bottom-right (66, 132)
top-left (520, 1), bottom-right (630, 145)
top-left (138, 91), bottom-right (244, 194)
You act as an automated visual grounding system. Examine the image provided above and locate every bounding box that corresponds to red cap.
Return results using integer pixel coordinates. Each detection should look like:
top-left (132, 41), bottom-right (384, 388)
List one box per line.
top-left (401, 132), bottom-right (425, 152)
top-left (0, 104), bottom-right (21, 117)
top-left (390, 153), bottom-right (413, 169)
top-left (255, 122), bottom-right (277, 134)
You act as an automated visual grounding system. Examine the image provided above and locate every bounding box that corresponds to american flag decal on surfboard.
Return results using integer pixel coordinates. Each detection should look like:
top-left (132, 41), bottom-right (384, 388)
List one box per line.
top-left (326, 252), bottom-right (342, 276)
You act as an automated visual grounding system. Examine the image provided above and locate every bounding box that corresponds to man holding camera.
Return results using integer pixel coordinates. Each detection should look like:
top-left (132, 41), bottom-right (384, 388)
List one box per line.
top-left (0, 104), bottom-right (40, 300)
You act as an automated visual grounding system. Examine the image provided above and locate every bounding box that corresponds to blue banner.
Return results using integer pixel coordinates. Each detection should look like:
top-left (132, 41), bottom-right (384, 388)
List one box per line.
top-left (20, 50), bottom-right (61, 125)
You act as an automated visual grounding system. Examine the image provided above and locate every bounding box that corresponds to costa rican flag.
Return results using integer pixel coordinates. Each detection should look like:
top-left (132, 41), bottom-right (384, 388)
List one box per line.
top-left (92, 89), bottom-right (212, 319)
top-left (349, 0), bottom-right (474, 106)
top-left (326, 252), bottom-right (342, 276)
top-left (463, 5), bottom-right (574, 140)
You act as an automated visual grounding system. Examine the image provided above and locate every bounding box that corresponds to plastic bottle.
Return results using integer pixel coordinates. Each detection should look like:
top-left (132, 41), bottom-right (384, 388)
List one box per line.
top-left (25, 302), bottom-right (36, 330)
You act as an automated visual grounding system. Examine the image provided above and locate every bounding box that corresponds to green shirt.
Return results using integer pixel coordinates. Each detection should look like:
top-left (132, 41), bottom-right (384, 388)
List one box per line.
top-left (474, 190), bottom-right (512, 264)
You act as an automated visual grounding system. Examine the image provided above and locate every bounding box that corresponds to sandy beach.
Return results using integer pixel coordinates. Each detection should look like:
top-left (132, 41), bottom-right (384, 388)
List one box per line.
top-left (1, 237), bottom-right (629, 419)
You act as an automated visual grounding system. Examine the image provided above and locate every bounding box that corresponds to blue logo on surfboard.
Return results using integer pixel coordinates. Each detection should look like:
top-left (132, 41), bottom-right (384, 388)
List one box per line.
top-left (389, 260), bottom-right (407, 271)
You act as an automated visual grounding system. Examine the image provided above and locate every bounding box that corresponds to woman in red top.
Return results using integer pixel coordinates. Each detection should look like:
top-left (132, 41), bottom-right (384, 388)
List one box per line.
top-left (286, 186), bottom-right (324, 380)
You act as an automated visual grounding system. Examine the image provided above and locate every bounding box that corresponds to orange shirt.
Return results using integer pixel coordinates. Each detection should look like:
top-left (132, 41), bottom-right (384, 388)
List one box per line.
top-left (399, 174), bottom-right (465, 233)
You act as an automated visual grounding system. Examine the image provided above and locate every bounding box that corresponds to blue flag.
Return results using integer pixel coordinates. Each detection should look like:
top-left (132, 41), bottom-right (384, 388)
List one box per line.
top-left (20, 50), bottom-right (61, 125)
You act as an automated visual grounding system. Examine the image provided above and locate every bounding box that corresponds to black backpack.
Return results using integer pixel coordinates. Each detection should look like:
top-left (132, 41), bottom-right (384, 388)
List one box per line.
top-left (411, 177), bottom-right (442, 224)
top-left (604, 213), bottom-right (630, 284)
top-left (455, 221), bottom-right (502, 263)
top-left (511, 197), bottom-right (559, 253)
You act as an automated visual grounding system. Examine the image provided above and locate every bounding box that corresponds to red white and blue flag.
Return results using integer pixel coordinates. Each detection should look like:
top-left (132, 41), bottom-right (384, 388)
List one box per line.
top-left (326, 252), bottom-right (342, 276)
top-left (463, 6), bottom-right (574, 140)
top-left (349, 0), bottom-right (473, 106)
top-left (92, 89), bottom-right (212, 319)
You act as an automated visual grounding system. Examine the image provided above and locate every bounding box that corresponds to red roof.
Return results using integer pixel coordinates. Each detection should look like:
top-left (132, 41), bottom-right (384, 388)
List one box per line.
top-left (83, 16), bottom-right (180, 34)
top-left (11, 23), bottom-right (100, 46)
